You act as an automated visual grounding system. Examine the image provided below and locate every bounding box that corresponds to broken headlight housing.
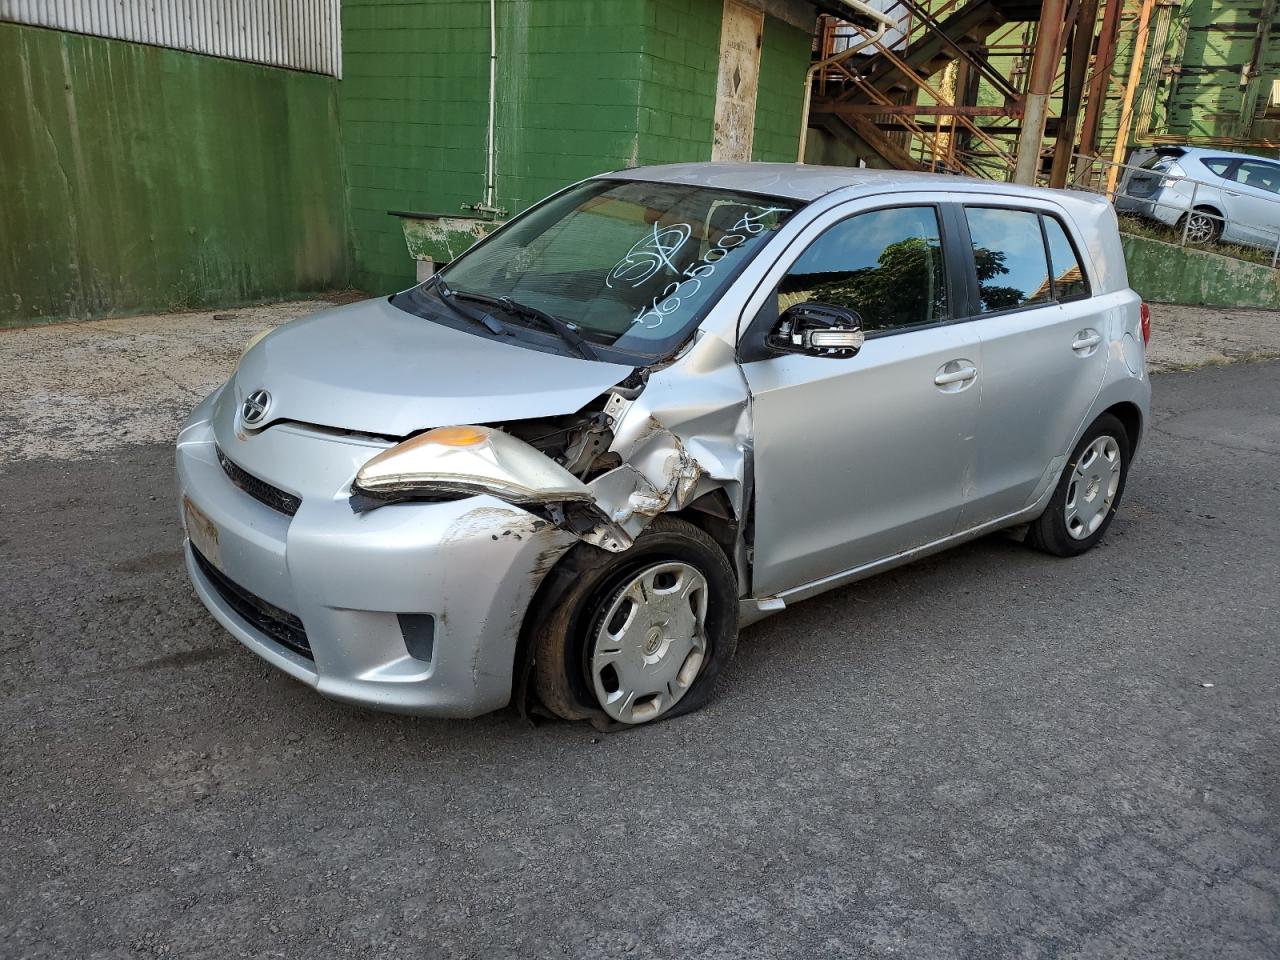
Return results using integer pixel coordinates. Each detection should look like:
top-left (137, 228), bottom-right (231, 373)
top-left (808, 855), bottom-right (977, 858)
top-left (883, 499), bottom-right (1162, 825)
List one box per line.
top-left (349, 425), bottom-right (594, 513)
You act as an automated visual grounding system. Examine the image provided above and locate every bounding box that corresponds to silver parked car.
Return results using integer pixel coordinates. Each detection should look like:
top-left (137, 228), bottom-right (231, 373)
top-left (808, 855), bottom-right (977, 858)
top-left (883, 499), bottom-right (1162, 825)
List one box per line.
top-left (177, 163), bottom-right (1151, 727)
top-left (1115, 146), bottom-right (1280, 248)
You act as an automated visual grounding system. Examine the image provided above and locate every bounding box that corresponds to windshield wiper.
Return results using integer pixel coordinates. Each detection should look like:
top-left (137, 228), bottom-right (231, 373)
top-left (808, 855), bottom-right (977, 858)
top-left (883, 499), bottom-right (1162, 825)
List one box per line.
top-left (449, 289), bottom-right (601, 361)
top-left (430, 277), bottom-right (508, 337)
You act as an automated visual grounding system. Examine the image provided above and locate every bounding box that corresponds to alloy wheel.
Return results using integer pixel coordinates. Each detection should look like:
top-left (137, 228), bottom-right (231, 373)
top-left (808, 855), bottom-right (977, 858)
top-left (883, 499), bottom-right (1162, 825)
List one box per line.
top-left (1184, 212), bottom-right (1217, 244)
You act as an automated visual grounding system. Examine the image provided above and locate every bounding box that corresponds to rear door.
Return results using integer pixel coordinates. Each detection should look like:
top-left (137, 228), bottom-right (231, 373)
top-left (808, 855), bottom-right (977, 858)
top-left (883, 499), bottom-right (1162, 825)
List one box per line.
top-left (956, 202), bottom-right (1109, 529)
top-left (1220, 159), bottom-right (1280, 248)
top-left (739, 196), bottom-right (981, 596)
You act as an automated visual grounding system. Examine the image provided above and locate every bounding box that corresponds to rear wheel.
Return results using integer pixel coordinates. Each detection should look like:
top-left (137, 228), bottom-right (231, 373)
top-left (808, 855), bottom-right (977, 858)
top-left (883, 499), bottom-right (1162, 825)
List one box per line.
top-left (1027, 414), bottom-right (1130, 557)
top-left (533, 516), bottom-right (738, 726)
top-left (1179, 208), bottom-right (1223, 244)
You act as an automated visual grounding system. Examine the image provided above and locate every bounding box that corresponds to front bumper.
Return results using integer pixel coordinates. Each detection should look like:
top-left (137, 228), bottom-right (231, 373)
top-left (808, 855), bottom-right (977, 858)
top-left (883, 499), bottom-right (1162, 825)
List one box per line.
top-left (176, 389), bottom-right (575, 717)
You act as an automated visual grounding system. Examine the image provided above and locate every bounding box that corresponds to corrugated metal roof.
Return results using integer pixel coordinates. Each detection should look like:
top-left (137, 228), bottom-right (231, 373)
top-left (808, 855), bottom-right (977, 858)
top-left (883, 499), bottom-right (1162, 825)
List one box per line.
top-left (0, 0), bottom-right (341, 77)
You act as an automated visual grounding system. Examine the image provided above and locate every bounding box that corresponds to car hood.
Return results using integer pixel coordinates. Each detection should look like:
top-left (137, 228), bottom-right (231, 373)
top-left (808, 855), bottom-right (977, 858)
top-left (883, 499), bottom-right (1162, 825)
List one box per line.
top-left (229, 297), bottom-right (635, 436)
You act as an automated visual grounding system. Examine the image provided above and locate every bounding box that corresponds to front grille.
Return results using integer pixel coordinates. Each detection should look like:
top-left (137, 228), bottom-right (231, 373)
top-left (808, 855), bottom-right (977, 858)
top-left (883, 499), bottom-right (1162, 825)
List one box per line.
top-left (217, 447), bottom-right (301, 517)
top-left (192, 547), bottom-right (313, 660)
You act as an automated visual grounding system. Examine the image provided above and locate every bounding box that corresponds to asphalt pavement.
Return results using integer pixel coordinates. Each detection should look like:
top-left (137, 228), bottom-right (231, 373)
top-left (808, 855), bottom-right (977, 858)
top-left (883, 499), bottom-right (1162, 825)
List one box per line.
top-left (2, 361), bottom-right (1278, 959)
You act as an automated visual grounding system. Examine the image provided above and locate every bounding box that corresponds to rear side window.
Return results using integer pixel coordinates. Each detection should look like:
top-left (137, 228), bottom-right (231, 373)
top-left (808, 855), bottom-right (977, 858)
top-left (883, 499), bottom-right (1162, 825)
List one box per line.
top-left (779, 206), bottom-right (948, 333)
top-left (1230, 160), bottom-right (1280, 194)
top-left (965, 207), bottom-right (1052, 312)
top-left (1042, 217), bottom-right (1090, 301)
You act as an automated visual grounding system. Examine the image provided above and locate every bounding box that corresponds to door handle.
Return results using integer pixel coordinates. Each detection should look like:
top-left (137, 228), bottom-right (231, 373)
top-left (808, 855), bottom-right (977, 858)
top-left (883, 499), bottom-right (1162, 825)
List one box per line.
top-left (1226, 190), bottom-right (1242, 197)
top-left (934, 365), bottom-right (977, 386)
top-left (1072, 333), bottom-right (1102, 351)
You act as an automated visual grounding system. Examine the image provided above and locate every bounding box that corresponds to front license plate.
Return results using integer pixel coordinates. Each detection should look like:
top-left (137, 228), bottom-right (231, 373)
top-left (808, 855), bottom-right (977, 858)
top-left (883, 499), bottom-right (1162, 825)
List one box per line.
top-left (183, 496), bottom-right (221, 569)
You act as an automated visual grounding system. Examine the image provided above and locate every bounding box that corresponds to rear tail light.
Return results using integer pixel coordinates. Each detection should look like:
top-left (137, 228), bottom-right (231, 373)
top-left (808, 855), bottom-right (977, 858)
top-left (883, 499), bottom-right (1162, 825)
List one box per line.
top-left (1140, 302), bottom-right (1151, 345)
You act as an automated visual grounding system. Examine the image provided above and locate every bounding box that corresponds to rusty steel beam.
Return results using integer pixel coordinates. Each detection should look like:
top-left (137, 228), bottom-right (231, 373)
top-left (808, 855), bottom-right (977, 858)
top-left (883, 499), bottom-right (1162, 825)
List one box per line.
top-left (1049, 0), bottom-right (1100, 187)
top-left (814, 102), bottom-right (1018, 116)
top-left (1079, 0), bottom-right (1124, 160)
top-left (1014, 0), bottom-right (1071, 184)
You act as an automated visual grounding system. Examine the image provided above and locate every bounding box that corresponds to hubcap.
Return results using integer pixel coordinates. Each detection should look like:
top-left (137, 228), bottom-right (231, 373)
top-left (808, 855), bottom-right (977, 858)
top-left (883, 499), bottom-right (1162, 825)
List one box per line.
top-left (1064, 435), bottom-right (1122, 540)
top-left (590, 561), bottom-right (709, 724)
top-left (1186, 213), bottom-right (1215, 243)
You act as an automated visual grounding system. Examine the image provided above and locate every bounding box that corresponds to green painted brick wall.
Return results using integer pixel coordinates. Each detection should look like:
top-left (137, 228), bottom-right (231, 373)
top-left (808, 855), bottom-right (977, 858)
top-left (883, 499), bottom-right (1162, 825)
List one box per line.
top-left (340, 0), bottom-right (814, 294)
top-left (0, 21), bottom-right (349, 326)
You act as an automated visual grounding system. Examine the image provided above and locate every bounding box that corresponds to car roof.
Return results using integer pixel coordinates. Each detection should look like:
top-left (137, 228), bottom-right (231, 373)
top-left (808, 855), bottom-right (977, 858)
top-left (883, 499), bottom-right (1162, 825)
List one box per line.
top-left (597, 161), bottom-right (1127, 294)
top-left (1166, 146), bottom-right (1280, 164)
top-left (596, 161), bottom-right (1109, 208)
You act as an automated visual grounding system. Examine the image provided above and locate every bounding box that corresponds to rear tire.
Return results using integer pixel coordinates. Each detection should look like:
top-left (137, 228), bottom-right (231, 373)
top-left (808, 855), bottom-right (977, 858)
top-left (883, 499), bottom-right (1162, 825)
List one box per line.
top-left (1027, 414), bottom-right (1130, 558)
top-left (1179, 208), bottom-right (1223, 244)
top-left (532, 515), bottom-right (738, 727)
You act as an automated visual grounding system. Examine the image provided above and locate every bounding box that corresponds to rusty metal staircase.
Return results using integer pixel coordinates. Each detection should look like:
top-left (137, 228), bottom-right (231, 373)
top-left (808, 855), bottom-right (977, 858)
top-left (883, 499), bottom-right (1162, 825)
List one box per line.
top-left (810, 0), bottom-right (1043, 172)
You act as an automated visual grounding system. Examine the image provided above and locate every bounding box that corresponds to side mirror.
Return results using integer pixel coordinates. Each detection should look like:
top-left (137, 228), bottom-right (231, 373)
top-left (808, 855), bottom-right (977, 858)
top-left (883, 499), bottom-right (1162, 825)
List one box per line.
top-left (767, 302), bottom-right (865, 358)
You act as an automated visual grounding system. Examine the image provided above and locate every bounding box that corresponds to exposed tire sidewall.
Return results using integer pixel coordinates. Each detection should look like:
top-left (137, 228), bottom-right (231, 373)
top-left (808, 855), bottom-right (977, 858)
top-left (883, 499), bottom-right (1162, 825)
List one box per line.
top-left (1037, 414), bottom-right (1130, 556)
top-left (534, 517), bottom-right (738, 725)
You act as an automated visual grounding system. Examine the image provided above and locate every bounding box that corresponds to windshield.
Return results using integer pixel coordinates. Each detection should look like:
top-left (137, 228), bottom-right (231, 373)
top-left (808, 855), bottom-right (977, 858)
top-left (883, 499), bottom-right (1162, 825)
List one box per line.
top-left (423, 179), bottom-right (798, 361)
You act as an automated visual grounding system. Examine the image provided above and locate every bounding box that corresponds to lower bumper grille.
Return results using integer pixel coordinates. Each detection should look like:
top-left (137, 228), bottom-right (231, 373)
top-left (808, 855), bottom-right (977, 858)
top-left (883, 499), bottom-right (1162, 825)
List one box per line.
top-left (192, 547), bottom-right (313, 660)
top-left (217, 447), bottom-right (301, 517)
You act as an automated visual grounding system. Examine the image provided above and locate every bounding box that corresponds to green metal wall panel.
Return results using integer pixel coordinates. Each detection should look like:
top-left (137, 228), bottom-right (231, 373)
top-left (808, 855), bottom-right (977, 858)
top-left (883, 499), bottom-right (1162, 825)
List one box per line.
top-left (1096, 0), bottom-right (1279, 155)
top-left (340, 0), bottom-right (813, 294)
top-left (0, 21), bottom-right (349, 326)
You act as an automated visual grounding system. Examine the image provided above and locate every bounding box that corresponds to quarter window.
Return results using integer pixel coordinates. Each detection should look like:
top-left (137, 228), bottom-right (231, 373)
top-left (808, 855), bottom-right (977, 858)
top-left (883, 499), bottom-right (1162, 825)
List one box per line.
top-left (965, 207), bottom-right (1052, 312)
top-left (778, 206), bottom-right (948, 333)
top-left (1202, 157), bottom-right (1235, 178)
top-left (1042, 216), bottom-right (1090, 301)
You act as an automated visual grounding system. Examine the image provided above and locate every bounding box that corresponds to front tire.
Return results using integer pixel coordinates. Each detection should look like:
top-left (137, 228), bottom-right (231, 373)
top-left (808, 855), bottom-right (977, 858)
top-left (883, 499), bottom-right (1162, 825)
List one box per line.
top-left (533, 516), bottom-right (738, 726)
top-left (1027, 414), bottom-right (1130, 557)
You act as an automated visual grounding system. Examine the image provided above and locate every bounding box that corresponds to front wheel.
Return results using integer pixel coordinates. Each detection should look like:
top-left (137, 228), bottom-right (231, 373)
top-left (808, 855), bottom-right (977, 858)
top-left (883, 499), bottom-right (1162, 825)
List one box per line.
top-left (1027, 414), bottom-right (1130, 557)
top-left (533, 516), bottom-right (738, 727)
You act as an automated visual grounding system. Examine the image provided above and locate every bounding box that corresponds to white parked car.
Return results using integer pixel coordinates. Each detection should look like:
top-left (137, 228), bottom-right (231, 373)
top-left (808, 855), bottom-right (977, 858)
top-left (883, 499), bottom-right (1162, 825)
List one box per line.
top-left (1115, 146), bottom-right (1280, 249)
top-left (178, 163), bottom-right (1151, 727)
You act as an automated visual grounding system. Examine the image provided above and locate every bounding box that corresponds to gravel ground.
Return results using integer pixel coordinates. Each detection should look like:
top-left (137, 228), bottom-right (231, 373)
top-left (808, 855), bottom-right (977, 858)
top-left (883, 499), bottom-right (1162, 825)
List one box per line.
top-left (1, 296), bottom-right (1278, 466)
top-left (2, 327), bottom-right (1278, 956)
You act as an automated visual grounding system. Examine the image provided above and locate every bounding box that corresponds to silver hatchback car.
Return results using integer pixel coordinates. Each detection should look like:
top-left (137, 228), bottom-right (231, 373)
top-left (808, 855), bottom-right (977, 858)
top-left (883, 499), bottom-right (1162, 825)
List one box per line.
top-left (177, 163), bottom-right (1151, 727)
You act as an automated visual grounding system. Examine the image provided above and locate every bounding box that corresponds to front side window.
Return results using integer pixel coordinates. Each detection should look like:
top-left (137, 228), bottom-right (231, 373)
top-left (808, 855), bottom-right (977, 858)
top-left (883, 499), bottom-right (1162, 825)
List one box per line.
top-left (407, 179), bottom-right (797, 362)
top-left (965, 207), bottom-right (1052, 313)
top-left (777, 206), bottom-right (948, 334)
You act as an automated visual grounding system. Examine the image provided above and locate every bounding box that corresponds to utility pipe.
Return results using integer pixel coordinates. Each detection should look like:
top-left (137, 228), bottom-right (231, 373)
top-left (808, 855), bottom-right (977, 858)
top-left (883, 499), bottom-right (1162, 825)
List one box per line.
top-left (1013, 0), bottom-right (1070, 185)
top-left (485, 0), bottom-right (497, 210)
top-left (797, 0), bottom-right (898, 163)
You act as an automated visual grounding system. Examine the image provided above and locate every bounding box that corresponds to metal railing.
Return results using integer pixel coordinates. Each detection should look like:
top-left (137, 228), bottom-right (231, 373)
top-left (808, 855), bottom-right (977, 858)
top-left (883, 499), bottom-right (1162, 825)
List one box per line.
top-left (1069, 153), bottom-right (1280, 269)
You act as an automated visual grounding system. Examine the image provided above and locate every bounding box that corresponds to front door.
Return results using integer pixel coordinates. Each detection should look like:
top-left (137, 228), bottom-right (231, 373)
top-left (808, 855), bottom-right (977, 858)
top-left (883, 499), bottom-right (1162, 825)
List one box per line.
top-left (740, 201), bottom-right (981, 597)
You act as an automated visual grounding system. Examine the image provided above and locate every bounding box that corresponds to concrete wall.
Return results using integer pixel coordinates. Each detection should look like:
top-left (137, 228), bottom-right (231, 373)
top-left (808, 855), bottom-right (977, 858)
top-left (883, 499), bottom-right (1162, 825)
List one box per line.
top-left (1121, 234), bottom-right (1280, 308)
top-left (340, 0), bottom-right (813, 294)
top-left (1, 21), bottom-right (350, 327)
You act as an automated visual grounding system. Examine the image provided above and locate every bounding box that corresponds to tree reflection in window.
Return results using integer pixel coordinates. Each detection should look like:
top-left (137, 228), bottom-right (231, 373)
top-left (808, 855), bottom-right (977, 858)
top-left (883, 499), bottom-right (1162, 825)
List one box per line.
top-left (778, 208), bottom-right (948, 333)
top-left (972, 247), bottom-right (1027, 312)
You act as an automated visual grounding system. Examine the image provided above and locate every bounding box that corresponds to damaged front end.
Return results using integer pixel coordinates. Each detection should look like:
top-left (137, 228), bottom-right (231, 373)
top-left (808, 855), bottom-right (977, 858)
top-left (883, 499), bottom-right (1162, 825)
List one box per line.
top-left (348, 389), bottom-right (705, 554)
